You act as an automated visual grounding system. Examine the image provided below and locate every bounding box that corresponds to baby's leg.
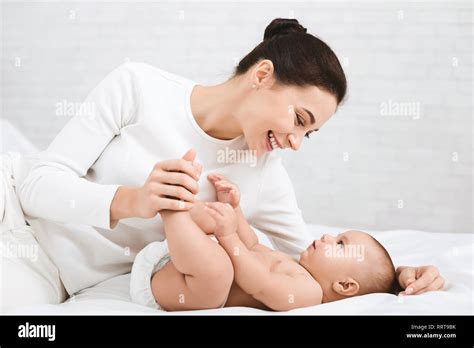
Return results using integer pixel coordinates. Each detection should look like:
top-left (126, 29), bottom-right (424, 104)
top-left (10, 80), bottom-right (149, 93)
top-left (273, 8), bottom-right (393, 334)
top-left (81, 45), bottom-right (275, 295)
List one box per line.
top-left (152, 210), bottom-right (233, 311)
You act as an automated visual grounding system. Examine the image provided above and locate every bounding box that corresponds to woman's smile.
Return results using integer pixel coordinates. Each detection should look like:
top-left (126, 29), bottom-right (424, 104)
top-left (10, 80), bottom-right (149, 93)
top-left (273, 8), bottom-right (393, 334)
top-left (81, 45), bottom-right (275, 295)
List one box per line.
top-left (265, 130), bottom-right (283, 152)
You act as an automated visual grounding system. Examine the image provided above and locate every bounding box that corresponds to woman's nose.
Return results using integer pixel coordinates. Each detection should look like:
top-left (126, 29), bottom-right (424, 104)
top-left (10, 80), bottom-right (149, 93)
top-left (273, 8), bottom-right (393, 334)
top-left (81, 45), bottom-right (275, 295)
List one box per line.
top-left (288, 134), bottom-right (301, 151)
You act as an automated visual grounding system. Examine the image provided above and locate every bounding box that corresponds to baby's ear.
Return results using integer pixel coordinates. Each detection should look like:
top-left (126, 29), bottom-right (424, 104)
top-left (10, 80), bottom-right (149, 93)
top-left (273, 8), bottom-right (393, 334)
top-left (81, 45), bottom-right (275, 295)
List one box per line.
top-left (332, 278), bottom-right (360, 297)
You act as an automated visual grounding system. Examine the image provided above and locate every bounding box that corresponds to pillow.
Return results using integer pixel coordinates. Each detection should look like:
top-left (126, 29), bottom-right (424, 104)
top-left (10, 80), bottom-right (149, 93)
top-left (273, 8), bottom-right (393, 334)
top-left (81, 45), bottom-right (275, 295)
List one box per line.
top-left (1, 152), bottom-right (67, 313)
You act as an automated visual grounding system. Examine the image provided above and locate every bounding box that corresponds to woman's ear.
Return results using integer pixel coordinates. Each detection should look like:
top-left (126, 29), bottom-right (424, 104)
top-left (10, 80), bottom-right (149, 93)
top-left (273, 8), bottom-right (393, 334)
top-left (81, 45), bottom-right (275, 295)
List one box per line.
top-left (332, 278), bottom-right (360, 297)
top-left (252, 59), bottom-right (275, 87)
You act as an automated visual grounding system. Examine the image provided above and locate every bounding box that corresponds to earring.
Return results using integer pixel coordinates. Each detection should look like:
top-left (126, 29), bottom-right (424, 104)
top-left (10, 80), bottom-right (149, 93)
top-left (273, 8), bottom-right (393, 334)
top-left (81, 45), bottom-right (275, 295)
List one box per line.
top-left (251, 84), bottom-right (256, 89)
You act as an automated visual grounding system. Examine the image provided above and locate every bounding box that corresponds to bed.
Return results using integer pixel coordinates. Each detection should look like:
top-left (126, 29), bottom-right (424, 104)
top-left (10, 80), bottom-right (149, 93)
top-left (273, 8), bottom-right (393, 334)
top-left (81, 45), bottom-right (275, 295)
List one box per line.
top-left (7, 226), bottom-right (473, 315)
top-left (2, 120), bottom-right (473, 315)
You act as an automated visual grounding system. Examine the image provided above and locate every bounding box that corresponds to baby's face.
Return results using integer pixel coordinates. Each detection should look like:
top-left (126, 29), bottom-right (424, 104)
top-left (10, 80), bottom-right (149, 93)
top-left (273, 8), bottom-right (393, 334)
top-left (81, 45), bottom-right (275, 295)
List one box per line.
top-left (299, 230), bottom-right (377, 286)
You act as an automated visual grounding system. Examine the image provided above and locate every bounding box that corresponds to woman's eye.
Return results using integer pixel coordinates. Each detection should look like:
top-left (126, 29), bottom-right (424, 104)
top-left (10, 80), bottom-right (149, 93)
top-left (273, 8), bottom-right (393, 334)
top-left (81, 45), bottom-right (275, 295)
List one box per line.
top-left (337, 241), bottom-right (344, 248)
top-left (295, 114), bottom-right (305, 126)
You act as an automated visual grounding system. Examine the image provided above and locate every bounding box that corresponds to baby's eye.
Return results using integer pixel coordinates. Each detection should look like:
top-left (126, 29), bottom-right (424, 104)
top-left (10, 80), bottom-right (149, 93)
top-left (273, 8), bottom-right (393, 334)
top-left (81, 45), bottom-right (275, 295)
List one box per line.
top-left (337, 240), bottom-right (344, 248)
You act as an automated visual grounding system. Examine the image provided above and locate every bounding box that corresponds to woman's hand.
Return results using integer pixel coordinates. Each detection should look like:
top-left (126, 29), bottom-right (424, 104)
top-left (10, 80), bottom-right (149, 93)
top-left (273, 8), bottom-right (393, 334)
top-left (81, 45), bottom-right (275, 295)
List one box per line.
top-left (397, 265), bottom-right (445, 295)
top-left (204, 202), bottom-right (238, 238)
top-left (110, 149), bottom-right (202, 225)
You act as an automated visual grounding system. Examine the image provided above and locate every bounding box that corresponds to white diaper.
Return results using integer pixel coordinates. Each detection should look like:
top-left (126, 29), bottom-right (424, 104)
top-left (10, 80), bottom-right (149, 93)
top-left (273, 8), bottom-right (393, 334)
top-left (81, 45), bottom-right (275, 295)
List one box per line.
top-left (130, 241), bottom-right (171, 310)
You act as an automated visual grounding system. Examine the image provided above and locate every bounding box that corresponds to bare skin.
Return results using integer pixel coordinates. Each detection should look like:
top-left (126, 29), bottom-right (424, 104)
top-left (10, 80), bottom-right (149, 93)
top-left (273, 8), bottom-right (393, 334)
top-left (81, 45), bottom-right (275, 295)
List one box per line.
top-left (113, 57), bottom-right (444, 295)
top-left (151, 171), bottom-right (444, 311)
top-left (152, 173), bottom-right (324, 311)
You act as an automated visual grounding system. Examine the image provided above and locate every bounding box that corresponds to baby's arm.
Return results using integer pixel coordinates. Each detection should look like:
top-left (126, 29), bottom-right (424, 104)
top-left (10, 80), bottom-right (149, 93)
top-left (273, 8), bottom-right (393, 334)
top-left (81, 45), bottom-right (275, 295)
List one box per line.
top-left (205, 202), bottom-right (322, 311)
top-left (234, 206), bottom-right (259, 249)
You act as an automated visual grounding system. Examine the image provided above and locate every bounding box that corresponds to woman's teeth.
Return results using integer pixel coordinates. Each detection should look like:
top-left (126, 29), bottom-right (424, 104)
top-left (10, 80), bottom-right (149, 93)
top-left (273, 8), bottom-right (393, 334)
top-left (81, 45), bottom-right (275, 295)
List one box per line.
top-left (268, 131), bottom-right (279, 150)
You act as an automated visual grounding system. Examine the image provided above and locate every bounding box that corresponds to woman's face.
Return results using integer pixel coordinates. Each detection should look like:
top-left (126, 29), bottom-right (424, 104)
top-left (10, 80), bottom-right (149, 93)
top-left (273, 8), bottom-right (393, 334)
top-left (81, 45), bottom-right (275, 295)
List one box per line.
top-left (238, 61), bottom-right (338, 157)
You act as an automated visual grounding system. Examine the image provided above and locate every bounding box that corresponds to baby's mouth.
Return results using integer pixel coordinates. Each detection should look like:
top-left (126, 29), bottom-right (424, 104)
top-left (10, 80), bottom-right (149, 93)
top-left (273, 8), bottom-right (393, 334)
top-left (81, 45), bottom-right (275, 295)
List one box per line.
top-left (307, 240), bottom-right (316, 252)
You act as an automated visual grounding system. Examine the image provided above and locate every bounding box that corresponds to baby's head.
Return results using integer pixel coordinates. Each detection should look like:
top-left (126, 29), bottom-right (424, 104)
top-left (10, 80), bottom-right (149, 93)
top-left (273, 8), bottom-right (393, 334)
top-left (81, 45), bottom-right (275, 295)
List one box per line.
top-left (299, 230), bottom-right (396, 303)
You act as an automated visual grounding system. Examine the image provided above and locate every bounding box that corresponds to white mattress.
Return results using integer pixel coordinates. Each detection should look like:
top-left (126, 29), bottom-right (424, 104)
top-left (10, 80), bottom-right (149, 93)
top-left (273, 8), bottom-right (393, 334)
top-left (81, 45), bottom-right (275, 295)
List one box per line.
top-left (9, 225), bottom-right (473, 315)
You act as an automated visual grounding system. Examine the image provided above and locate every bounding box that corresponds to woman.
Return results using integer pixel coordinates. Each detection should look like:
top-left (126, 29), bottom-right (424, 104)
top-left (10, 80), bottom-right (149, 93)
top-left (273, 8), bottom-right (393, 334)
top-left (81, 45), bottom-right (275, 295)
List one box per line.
top-left (18, 18), bottom-right (443, 303)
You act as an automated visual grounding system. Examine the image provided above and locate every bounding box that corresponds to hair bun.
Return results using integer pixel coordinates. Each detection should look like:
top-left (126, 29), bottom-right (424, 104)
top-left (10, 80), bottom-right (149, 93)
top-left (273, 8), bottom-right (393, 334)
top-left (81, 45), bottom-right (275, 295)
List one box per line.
top-left (263, 18), bottom-right (307, 40)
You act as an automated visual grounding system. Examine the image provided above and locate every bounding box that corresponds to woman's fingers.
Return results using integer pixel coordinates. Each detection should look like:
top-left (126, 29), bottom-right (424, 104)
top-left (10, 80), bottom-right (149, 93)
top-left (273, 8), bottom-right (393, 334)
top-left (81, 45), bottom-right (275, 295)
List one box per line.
top-left (137, 150), bottom-right (202, 216)
top-left (155, 197), bottom-right (194, 211)
top-left (403, 266), bottom-right (439, 295)
top-left (409, 266), bottom-right (441, 294)
top-left (414, 276), bottom-right (445, 295)
top-left (398, 267), bottom-right (417, 291)
top-left (181, 148), bottom-right (197, 163)
top-left (159, 171), bottom-right (199, 194)
top-left (194, 162), bottom-right (203, 174)
top-left (160, 158), bottom-right (201, 180)
top-left (155, 183), bottom-right (195, 202)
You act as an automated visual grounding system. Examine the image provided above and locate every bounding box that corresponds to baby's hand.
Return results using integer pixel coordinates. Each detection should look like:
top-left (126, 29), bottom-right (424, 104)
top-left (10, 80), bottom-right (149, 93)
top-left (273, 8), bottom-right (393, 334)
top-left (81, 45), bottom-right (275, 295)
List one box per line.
top-left (207, 173), bottom-right (240, 209)
top-left (204, 202), bottom-right (238, 237)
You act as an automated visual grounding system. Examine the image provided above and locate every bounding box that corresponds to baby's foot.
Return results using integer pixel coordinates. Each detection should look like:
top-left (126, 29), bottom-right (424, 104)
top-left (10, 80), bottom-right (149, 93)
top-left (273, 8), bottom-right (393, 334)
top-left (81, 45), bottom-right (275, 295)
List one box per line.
top-left (207, 173), bottom-right (240, 208)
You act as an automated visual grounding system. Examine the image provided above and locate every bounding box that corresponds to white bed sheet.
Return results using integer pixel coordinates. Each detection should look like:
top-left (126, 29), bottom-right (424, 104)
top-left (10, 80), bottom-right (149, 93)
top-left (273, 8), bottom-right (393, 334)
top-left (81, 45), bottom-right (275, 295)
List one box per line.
top-left (9, 225), bottom-right (473, 315)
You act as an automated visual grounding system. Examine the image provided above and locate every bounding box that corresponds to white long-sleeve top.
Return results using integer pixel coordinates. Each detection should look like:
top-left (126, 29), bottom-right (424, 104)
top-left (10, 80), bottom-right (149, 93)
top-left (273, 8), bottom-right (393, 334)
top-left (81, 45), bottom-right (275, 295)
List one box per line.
top-left (18, 62), bottom-right (311, 295)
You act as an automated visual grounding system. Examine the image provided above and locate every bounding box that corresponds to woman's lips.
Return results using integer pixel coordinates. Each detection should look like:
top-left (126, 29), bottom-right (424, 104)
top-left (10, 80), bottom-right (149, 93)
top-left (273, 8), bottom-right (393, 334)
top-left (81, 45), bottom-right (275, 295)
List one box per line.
top-left (266, 130), bottom-right (283, 152)
top-left (272, 133), bottom-right (282, 148)
top-left (265, 133), bottom-right (273, 152)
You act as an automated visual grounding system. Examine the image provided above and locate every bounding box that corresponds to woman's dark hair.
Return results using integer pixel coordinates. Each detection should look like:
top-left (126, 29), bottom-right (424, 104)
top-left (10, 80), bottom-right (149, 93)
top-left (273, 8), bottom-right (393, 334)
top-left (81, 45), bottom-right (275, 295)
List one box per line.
top-left (234, 18), bottom-right (347, 104)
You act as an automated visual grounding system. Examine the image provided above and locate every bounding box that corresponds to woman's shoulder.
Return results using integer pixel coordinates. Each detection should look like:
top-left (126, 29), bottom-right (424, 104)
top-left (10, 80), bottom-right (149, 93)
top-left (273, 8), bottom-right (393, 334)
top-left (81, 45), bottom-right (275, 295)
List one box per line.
top-left (116, 61), bottom-right (195, 89)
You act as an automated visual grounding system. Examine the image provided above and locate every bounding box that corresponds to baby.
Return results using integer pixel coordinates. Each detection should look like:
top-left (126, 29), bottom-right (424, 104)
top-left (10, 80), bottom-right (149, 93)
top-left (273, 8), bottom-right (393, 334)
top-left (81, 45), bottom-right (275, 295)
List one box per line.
top-left (130, 173), bottom-right (396, 311)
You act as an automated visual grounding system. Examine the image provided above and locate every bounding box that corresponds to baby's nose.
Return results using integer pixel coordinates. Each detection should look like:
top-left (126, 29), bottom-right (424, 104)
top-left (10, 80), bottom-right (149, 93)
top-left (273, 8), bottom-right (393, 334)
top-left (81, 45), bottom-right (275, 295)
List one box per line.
top-left (322, 234), bottom-right (335, 243)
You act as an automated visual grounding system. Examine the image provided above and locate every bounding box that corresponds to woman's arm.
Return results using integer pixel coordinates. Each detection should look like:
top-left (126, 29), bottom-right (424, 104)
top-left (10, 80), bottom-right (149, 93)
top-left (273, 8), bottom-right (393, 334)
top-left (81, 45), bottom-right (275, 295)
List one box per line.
top-left (18, 63), bottom-right (139, 229)
top-left (18, 63), bottom-right (200, 230)
top-left (110, 186), bottom-right (138, 228)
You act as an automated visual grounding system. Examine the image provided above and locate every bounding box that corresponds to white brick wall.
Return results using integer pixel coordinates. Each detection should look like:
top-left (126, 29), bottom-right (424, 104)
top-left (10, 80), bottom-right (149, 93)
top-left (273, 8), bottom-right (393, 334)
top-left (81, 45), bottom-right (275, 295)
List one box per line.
top-left (1, 1), bottom-right (472, 233)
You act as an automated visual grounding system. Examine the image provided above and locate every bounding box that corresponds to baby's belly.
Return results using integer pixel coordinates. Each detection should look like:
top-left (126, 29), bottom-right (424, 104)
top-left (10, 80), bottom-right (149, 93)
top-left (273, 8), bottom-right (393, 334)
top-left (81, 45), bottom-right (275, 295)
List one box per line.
top-left (224, 281), bottom-right (270, 310)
